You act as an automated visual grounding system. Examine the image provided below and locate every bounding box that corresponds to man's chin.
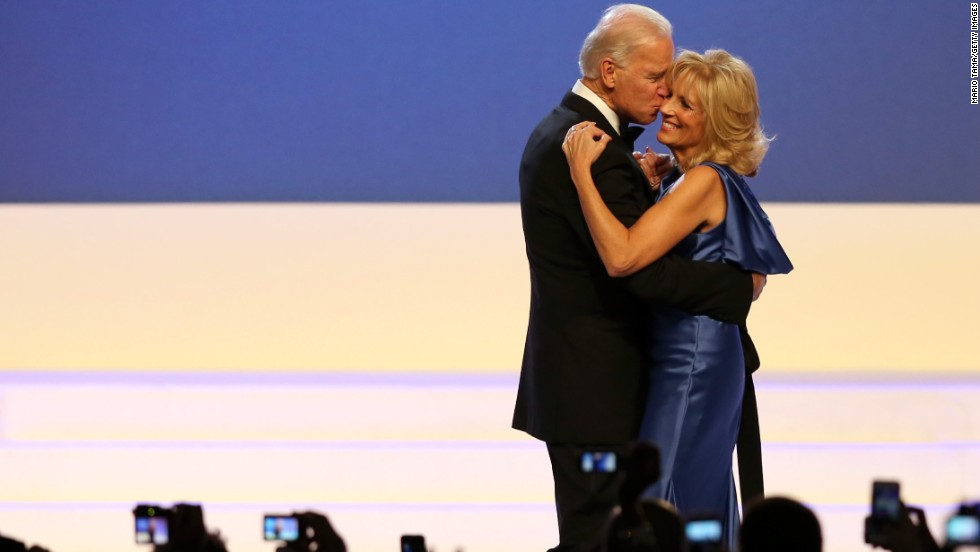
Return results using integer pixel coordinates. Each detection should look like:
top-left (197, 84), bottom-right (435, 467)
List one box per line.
top-left (635, 114), bottom-right (659, 126)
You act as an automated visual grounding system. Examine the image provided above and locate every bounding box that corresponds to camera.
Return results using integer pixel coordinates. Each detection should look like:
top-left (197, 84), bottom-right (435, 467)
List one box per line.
top-left (871, 481), bottom-right (901, 522)
top-left (581, 451), bottom-right (618, 473)
top-left (685, 516), bottom-right (723, 552)
top-left (864, 480), bottom-right (901, 546)
top-left (946, 503), bottom-right (980, 548)
top-left (400, 534), bottom-right (426, 552)
top-left (133, 502), bottom-right (227, 552)
top-left (133, 504), bottom-right (171, 545)
top-left (262, 511), bottom-right (345, 552)
top-left (263, 515), bottom-right (300, 542)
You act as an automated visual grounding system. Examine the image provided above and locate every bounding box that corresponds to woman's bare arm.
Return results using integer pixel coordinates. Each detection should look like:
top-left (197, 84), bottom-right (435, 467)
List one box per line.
top-left (562, 122), bottom-right (726, 277)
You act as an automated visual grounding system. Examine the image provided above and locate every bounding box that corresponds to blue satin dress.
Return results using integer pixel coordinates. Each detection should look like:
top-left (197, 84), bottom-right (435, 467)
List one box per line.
top-left (639, 162), bottom-right (793, 549)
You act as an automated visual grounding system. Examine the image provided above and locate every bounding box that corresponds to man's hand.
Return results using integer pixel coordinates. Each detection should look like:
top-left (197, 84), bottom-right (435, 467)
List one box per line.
top-left (751, 273), bottom-right (767, 302)
top-left (633, 148), bottom-right (673, 190)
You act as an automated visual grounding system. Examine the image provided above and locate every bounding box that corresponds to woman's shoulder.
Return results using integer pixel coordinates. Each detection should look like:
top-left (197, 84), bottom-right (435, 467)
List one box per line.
top-left (677, 164), bottom-right (724, 195)
top-left (687, 163), bottom-right (725, 179)
top-left (692, 162), bottom-right (752, 191)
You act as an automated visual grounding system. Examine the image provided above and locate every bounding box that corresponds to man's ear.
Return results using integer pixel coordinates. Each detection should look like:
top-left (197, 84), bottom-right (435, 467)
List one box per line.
top-left (599, 58), bottom-right (618, 89)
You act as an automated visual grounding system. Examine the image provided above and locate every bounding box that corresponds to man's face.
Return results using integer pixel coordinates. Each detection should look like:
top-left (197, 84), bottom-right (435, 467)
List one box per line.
top-left (607, 38), bottom-right (674, 126)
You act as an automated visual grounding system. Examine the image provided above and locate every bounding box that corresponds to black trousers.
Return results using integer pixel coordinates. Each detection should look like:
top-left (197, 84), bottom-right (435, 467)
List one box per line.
top-left (546, 442), bottom-right (633, 552)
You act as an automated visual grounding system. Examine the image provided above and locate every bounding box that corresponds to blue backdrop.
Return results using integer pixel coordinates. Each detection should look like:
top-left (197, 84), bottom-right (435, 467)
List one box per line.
top-left (1, 0), bottom-right (977, 202)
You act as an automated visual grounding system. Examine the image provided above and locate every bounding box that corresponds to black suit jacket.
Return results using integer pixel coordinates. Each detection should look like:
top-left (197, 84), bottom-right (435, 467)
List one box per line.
top-left (513, 91), bottom-right (753, 444)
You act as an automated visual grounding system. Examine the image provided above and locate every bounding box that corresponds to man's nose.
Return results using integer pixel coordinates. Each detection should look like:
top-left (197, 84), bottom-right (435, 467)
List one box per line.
top-left (655, 80), bottom-right (669, 98)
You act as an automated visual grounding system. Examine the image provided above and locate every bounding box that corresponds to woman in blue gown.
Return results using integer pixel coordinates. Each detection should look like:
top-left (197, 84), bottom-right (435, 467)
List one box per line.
top-left (562, 49), bottom-right (793, 549)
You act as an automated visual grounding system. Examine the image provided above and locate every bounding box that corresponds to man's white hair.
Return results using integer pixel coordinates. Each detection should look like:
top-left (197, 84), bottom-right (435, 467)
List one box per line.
top-left (578, 4), bottom-right (673, 78)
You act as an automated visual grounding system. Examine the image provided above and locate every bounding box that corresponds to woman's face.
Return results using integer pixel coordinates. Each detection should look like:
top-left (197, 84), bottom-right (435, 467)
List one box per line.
top-left (656, 76), bottom-right (706, 159)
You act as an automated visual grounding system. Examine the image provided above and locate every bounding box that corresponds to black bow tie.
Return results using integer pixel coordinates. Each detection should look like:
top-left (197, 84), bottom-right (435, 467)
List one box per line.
top-left (621, 124), bottom-right (645, 148)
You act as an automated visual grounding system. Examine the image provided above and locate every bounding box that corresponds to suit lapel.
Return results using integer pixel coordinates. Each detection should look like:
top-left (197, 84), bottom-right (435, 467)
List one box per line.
top-left (560, 92), bottom-right (633, 151)
top-left (560, 91), bottom-right (656, 205)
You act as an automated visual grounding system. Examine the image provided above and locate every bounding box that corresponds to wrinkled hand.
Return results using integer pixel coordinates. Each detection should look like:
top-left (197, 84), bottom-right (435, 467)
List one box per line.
top-left (562, 122), bottom-right (611, 177)
top-left (634, 148), bottom-right (673, 190)
top-left (751, 273), bottom-right (767, 302)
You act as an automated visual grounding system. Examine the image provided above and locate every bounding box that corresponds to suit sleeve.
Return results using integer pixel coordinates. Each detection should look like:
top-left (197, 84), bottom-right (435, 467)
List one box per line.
top-left (585, 151), bottom-right (754, 325)
top-left (621, 255), bottom-right (753, 325)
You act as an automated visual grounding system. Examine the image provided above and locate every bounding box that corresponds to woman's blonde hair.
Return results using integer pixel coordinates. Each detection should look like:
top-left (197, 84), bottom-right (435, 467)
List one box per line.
top-left (670, 49), bottom-right (772, 175)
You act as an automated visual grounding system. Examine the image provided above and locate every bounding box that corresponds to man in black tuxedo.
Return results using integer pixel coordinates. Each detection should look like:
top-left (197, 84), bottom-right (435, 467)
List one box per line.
top-left (512, 5), bottom-right (761, 551)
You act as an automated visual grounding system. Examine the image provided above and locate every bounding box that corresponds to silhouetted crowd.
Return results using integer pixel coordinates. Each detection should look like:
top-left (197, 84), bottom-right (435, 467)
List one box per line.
top-left (1, 444), bottom-right (977, 552)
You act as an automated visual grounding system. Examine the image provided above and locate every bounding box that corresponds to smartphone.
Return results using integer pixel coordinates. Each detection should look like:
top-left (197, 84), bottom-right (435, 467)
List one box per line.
top-left (133, 504), bottom-right (170, 545)
top-left (947, 514), bottom-right (980, 545)
top-left (871, 480), bottom-right (901, 522)
top-left (580, 451), bottom-right (617, 473)
top-left (263, 514), bottom-right (301, 542)
top-left (401, 534), bottom-right (426, 552)
top-left (685, 517), bottom-right (723, 552)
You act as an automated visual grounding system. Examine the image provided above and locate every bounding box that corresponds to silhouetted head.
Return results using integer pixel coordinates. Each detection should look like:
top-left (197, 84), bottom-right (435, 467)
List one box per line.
top-left (0, 534), bottom-right (26, 552)
top-left (618, 442), bottom-right (661, 520)
top-left (740, 496), bottom-right (822, 552)
top-left (601, 442), bottom-right (664, 552)
top-left (639, 499), bottom-right (683, 552)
